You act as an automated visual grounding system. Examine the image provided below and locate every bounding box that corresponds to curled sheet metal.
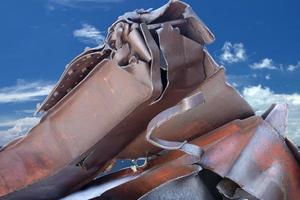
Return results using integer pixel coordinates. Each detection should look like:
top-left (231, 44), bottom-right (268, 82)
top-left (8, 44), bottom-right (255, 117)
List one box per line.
top-left (152, 104), bottom-right (300, 200)
top-left (1, 0), bottom-right (299, 199)
top-left (145, 91), bottom-right (205, 157)
top-left (0, 1), bottom-right (217, 199)
top-left (117, 0), bottom-right (215, 44)
top-left (73, 10), bottom-right (210, 170)
top-left (88, 106), bottom-right (300, 200)
top-left (262, 103), bottom-right (288, 136)
top-left (118, 67), bottom-right (254, 159)
top-left (198, 111), bottom-right (300, 200)
top-left (40, 0), bottom-right (213, 113)
top-left (81, 117), bottom-right (257, 199)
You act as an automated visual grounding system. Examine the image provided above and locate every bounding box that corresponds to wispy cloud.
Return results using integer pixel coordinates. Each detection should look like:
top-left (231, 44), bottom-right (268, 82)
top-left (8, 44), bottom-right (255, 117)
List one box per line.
top-left (265, 74), bottom-right (271, 80)
top-left (287, 61), bottom-right (300, 72)
top-left (220, 42), bottom-right (246, 64)
top-left (227, 74), bottom-right (259, 88)
top-left (250, 58), bottom-right (300, 71)
top-left (220, 42), bottom-right (298, 72)
top-left (0, 117), bottom-right (40, 147)
top-left (48, 0), bottom-right (124, 10)
top-left (242, 85), bottom-right (300, 145)
top-left (250, 58), bottom-right (278, 70)
top-left (0, 80), bottom-right (54, 104)
top-left (73, 23), bottom-right (105, 45)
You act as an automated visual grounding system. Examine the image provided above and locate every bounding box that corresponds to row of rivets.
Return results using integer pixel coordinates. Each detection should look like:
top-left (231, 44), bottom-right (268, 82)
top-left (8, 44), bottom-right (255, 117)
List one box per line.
top-left (43, 52), bottom-right (105, 110)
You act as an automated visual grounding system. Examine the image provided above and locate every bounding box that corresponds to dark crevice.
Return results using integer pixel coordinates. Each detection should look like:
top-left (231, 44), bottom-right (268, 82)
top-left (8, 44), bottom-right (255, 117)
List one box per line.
top-left (198, 169), bottom-right (223, 200)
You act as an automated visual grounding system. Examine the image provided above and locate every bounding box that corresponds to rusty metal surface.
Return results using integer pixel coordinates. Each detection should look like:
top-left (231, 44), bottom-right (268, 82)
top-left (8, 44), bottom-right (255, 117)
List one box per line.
top-left (91, 154), bottom-right (201, 199)
top-left (0, 0), bottom-right (299, 199)
top-left (38, 48), bottom-right (110, 112)
top-left (72, 117), bottom-right (249, 199)
top-left (76, 116), bottom-right (255, 199)
top-left (138, 173), bottom-right (215, 200)
top-left (85, 108), bottom-right (300, 200)
top-left (67, 1), bottom-right (213, 170)
top-left (0, 59), bottom-right (154, 199)
top-left (0, 1), bottom-right (219, 199)
top-left (198, 107), bottom-right (300, 200)
top-left (118, 67), bottom-right (254, 159)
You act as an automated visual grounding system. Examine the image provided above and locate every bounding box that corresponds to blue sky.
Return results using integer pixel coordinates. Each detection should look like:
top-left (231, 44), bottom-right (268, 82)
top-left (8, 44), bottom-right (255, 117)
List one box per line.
top-left (0, 0), bottom-right (299, 146)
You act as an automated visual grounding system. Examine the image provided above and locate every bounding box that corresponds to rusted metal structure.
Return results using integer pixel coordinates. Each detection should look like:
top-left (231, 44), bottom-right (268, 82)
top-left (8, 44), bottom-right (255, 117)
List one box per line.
top-left (86, 105), bottom-right (300, 200)
top-left (0, 0), bottom-right (299, 199)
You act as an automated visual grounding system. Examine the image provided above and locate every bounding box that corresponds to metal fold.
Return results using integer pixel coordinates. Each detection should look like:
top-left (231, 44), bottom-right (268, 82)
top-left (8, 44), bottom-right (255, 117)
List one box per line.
top-left (87, 111), bottom-right (300, 200)
top-left (117, 68), bottom-right (254, 159)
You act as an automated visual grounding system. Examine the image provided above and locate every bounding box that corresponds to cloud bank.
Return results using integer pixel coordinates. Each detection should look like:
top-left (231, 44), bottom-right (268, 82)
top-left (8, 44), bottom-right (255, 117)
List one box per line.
top-left (0, 81), bottom-right (54, 104)
top-left (0, 117), bottom-right (40, 147)
top-left (242, 85), bottom-right (300, 145)
top-left (0, 80), bottom-right (52, 146)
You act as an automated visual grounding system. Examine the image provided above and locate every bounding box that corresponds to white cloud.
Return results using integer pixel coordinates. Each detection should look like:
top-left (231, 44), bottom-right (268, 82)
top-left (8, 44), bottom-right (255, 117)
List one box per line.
top-left (265, 74), bottom-right (271, 80)
top-left (287, 61), bottom-right (300, 72)
top-left (0, 81), bottom-right (54, 104)
top-left (50, 0), bottom-right (124, 7)
top-left (242, 85), bottom-right (300, 145)
top-left (0, 117), bottom-right (40, 147)
top-left (73, 24), bottom-right (105, 45)
top-left (250, 58), bottom-right (300, 71)
top-left (220, 42), bottom-right (246, 64)
top-left (250, 58), bottom-right (277, 70)
top-left (16, 109), bottom-right (36, 114)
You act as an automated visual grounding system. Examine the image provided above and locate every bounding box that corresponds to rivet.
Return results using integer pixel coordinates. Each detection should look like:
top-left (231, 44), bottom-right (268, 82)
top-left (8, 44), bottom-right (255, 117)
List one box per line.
top-left (82, 67), bottom-right (87, 73)
top-left (54, 91), bottom-right (59, 97)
